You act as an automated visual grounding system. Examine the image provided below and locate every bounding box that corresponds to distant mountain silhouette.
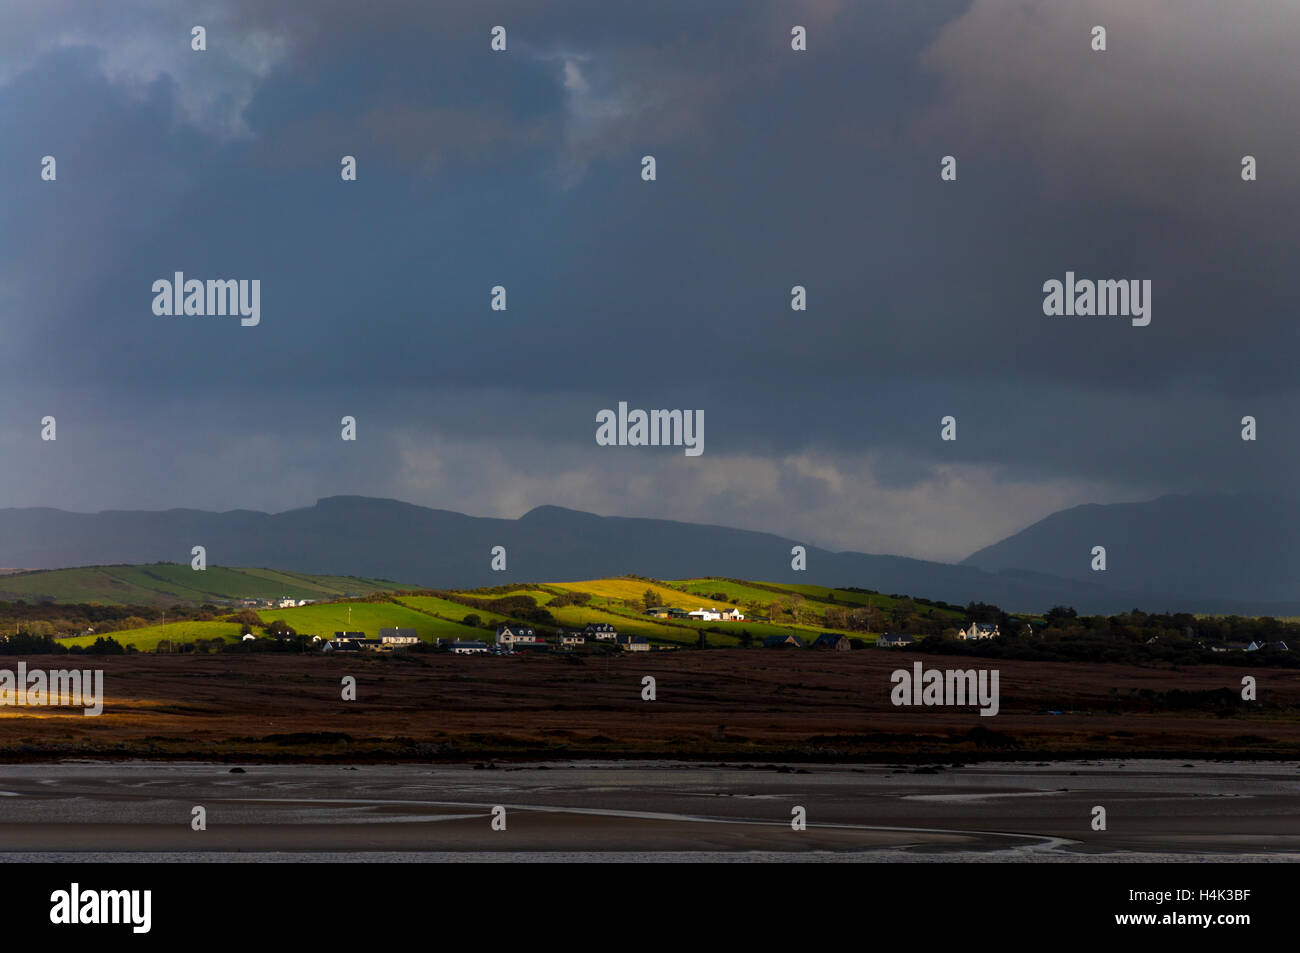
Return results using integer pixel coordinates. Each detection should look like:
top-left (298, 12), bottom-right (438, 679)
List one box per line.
top-left (0, 494), bottom-right (1295, 615)
top-left (963, 493), bottom-right (1300, 609)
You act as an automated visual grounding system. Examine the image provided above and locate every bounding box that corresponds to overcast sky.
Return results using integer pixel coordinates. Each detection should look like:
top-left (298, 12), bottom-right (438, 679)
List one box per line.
top-left (2, 0), bottom-right (1297, 562)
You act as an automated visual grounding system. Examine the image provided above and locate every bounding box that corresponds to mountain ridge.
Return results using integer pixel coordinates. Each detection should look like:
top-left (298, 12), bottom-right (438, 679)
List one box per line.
top-left (0, 494), bottom-right (1296, 615)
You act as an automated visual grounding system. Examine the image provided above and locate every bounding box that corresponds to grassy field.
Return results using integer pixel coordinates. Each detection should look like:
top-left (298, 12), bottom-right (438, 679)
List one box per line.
top-left (369, 579), bottom-right (880, 648)
top-left (58, 601), bottom-right (485, 651)
top-left (778, 582), bottom-right (963, 618)
top-left (45, 573), bottom-right (926, 652)
top-left (447, 586), bottom-right (560, 605)
top-left (543, 601), bottom-right (863, 647)
top-left (60, 620), bottom-right (245, 651)
top-left (671, 578), bottom-right (796, 607)
top-left (547, 579), bottom-right (705, 610)
top-left (256, 602), bottom-right (481, 642)
top-left (394, 595), bottom-right (513, 626)
top-left (0, 563), bottom-right (405, 607)
top-left (672, 577), bottom-right (963, 619)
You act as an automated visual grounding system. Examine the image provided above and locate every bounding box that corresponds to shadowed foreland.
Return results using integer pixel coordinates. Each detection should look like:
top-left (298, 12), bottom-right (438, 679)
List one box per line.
top-left (0, 652), bottom-right (1295, 762)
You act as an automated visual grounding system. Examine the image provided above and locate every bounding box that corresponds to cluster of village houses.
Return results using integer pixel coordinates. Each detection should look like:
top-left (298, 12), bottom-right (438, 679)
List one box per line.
top-left (275, 611), bottom-right (1292, 655)
top-left (231, 593), bottom-right (1293, 654)
top-left (234, 596), bottom-right (317, 609)
top-left (317, 617), bottom-right (940, 654)
top-left (644, 606), bottom-right (746, 621)
top-left (321, 622), bottom-right (633, 654)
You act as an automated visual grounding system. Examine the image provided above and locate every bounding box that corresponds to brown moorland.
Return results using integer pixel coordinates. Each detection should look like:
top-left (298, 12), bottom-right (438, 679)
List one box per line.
top-left (0, 650), bottom-right (1295, 761)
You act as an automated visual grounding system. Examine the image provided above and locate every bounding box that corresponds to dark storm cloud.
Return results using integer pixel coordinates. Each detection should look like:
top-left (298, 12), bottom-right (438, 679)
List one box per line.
top-left (0, 0), bottom-right (1296, 559)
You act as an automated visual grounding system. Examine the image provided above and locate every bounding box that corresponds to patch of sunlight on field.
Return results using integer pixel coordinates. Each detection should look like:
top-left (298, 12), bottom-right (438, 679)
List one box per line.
top-left (59, 620), bottom-right (244, 651)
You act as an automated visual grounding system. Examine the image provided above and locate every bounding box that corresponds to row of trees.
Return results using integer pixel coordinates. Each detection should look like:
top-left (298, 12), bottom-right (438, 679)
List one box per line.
top-left (0, 597), bottom-right (257, 640)
top-left (0, 633), bottom-right (131, 655)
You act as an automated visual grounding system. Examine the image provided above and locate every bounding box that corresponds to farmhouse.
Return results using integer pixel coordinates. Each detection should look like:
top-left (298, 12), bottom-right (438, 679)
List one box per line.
top-left (876, 633), bottom-right (914, 648)
top-left (323, 631), bottom-right (372, 652)
top-left (762, 634), bottom-right (803, 648)
top-left (684, 606), bottom-right (746, 622)
top-left (813, 633), bottom-right (851, 651)
top-left (617, 634), bottom-right (650, 652)
top-left (379, 627), bottom-right (420, 646)
top-left (644, 607), bottom-right (690, 620)
top-left (957, 623), bottom-right (1000, 641)
top-left (496, 625), bottom-right (538, 650)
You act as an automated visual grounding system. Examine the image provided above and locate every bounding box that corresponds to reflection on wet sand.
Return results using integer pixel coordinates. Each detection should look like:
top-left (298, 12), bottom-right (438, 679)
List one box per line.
top-left (0, 759), bottom-right (1298, 859)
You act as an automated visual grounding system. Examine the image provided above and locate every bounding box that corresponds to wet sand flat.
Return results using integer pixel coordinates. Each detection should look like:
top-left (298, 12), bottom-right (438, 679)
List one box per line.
top-left (0, 760), bottom-right (1297, 857)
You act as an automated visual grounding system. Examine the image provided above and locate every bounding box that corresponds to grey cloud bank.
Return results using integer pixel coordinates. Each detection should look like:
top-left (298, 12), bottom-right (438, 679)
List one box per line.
top-left (0, 0), bottom-right (1295, 566)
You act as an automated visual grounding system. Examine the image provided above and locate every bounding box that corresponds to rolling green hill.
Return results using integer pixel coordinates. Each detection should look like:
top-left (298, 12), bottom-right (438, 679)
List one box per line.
top-left (672, 577), bottom-right (965, 619)
top-left (60, 620), bottom-right (245, 650)
top-left (0, 564), bottom-right (407, 607)
top-left (259, 601), bottom-right (482, 642)
top-left (47, 571), bottom-right (960, 652)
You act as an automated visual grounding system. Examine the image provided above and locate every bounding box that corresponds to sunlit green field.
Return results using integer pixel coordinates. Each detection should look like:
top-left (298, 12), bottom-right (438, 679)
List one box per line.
top-left (49, 575), bottom-right (903, 652)
top-left (60, 620), bottom-right (244, 650)
top-left (259, 602), bottom-right (479, 642)
top-left (672, 577), bottom-right (961, 620)
top-left (449, 586), bottom-right (559, 605)
top-left (548, 579), bottom-right (702, 609)
top-left (394, 595), bottom-right (511, 625)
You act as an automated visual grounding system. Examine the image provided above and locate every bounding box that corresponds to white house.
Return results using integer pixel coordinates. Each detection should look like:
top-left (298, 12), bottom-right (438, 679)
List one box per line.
top-left (957, 623), bottom-right (1000, 641)
top-left (496, 625), bottom-right (538, 650)
top-left (617, 634), bottom-right (650, 652)
top-left (688, 607), bottom-right (745, 622)
top-left (379, 627), bottom-right (420, 646)
top-left (448, 639), bottom-right (489, 655)
top-left (876, 633), bottom-right (914, 648)
top-left (559, 630), bottom-right (586, 648)
top-left (584, 623), bottom-right (619, 641)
